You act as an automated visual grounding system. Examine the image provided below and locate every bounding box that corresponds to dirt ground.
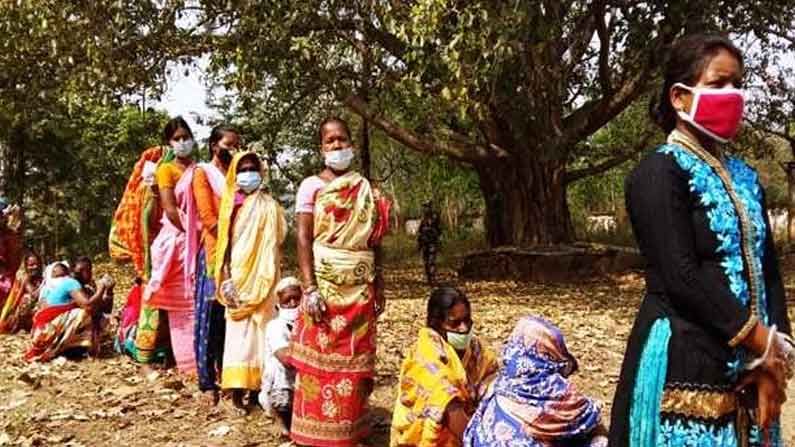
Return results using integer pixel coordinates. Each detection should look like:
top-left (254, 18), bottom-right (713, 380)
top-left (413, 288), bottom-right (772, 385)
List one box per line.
top-left (0, 261), bottom-right (793, 446)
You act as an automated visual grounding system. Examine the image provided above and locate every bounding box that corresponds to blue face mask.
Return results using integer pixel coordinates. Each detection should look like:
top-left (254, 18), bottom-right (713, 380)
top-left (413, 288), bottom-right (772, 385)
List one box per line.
top-left (236, 171), bottom-right (262, 193)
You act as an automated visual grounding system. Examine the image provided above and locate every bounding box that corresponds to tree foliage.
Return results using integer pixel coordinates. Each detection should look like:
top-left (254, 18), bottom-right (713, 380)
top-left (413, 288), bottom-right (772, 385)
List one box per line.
top-left (197, 0), bottom-right (795, 247)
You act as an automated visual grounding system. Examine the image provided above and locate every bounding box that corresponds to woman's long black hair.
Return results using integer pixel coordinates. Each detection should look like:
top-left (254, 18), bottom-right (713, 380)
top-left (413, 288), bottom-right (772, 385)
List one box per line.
top-left (207, 125), bottom-right (238, 159)
top-left (650, 34), bottom-right (743, 133)
top-left (161, 116), bottom-right (194, 145)
top-left (426, 286), bottom-right (470, 332)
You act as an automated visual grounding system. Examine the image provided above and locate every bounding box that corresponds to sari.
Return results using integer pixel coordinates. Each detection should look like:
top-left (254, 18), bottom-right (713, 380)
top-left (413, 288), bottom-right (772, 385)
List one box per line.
top-left (0, 268), bottom-right (40, 333)
top-left (0, 226), bottom-right (23, 309)
top-left (143, 159), bottom-right (200, 374)
top-left (215, 152), bottom-right (286, 390)
top-left (115, 283), bottom-right (142, 355)
top-left (391, 327), bottom-right (498, 447)
top-left (25, 303), bottom-right (93, 362)
top-left (109, 146), bottom-right (164, 278)
top-left (463, 316), bottom-right (604, 447)
top-left (113, 147), bottom-right (170, 363)
top-left (193, 161), bottom-right (227, 391)
top-left (289, 171), bottom-right (389, 447)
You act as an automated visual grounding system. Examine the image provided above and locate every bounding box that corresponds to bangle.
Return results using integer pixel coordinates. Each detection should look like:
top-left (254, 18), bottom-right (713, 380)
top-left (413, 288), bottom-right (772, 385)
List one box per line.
top-left (304, 285), bottom-right (318, 295)
top-left (776, 331), bottom-right (795, 379)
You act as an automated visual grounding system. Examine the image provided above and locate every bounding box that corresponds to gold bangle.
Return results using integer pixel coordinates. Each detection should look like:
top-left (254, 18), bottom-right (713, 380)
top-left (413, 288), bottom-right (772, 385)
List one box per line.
top-left (729, 314), bottom-right (759, 348)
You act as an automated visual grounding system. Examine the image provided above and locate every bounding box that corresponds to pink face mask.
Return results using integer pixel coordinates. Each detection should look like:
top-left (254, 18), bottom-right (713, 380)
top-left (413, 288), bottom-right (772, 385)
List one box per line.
top-left (675, 83), bottom-right (745, 143)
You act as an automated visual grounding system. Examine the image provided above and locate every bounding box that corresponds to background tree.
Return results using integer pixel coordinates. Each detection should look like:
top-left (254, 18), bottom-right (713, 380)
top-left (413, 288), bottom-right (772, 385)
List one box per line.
top-left (0, 0), bottom-right (201, 197)
top-left (197, 0), bottom-right (795, 247)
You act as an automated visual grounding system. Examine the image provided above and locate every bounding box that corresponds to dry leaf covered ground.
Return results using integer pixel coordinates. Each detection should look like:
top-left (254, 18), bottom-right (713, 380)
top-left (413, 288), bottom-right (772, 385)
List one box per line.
top-left (1, 258), bottom-right (794, 446)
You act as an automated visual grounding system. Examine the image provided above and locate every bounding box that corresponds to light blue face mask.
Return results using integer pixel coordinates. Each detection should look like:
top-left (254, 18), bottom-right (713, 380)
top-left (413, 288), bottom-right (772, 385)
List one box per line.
top-left (446, 329), bottom-right (473, 351)
top-left (236, 171), bottom-right (262, 193)
top-left (324, 147), bottom-right (355, 171)
top-left (171, 139), bottom-right (195, 158)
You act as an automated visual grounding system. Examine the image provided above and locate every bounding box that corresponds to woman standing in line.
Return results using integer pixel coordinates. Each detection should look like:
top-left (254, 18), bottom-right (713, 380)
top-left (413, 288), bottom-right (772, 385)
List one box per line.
top-left (143, 116), bottom-right (201, 375)
top-left (111, 137), bottom-right (166, 363)
top-left (288, 117), bottom-right (390, 447)
top-left (215, 151), bottom-right (286, 412)
top-left (193, 126), bottom-right (239, 404)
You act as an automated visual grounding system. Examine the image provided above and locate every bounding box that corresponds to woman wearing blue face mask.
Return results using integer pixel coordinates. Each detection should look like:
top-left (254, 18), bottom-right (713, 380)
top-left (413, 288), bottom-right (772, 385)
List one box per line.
top-left (391, 287), bottom-right (498, 447)
top-left (142, 116), bottom-right (202, 376)
top-left (214, 151), bottom-right (286, 413)
top-left (609, 34), bottom-right (793, 445)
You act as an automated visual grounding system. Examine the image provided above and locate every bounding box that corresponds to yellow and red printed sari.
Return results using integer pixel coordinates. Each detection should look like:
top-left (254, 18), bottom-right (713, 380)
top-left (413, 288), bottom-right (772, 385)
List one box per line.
top-left (0, 268), bottom-right (29, 333)
top-left (289, 171), bottom-right (389, 447)
top-left (25, 304), bottom-right (93, 362)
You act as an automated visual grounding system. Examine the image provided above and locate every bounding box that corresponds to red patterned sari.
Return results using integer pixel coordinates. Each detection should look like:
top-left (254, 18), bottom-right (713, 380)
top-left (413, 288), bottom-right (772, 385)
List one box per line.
top-left (289, 171), bottom-right (387, 447)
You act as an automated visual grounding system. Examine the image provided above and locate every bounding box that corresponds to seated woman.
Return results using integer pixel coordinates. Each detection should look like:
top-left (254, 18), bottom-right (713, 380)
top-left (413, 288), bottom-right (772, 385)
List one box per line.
top-left (0, 201), bottom-right (23, 311)
top-left (25, 263), bottom-right (109, 362)
top-left (463, 316), bottom-right (607, 447)
top-left (0, 252), bottom-right (44, 333)
top-left (115, 277), bottom-right (143, 356)
top-left (391, 287), bottom-right (499, 447)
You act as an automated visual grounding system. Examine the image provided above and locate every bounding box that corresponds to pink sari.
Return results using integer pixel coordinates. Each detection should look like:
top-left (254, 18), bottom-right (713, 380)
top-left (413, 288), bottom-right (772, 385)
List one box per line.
top-left (144, 163), bottom-right (200, 374)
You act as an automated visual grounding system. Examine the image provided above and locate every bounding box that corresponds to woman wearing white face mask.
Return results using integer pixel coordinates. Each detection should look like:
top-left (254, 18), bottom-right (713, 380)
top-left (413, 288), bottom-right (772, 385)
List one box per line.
top-left (142, 116), bottom-right (202, 376)
top-left (215, 151), bottom-right (286, 414)
top-left (287, 116), bottom-right (391, 446)
top-left (391, 287), bottom-right (498, 447)
top-left (610, 35), bottom-right (792, 445)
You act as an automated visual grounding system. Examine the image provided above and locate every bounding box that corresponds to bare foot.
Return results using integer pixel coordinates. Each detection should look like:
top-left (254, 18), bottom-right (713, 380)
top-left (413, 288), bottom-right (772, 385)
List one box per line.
top-left (228, 389), bottom-right (248, 416)
top-left (200, 390), bottom-right (219, 406)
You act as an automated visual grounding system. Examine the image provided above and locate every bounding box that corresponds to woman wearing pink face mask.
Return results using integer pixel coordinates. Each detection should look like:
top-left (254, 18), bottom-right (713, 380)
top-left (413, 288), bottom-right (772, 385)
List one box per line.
top-left (609, 35), bottom-right (792, 445)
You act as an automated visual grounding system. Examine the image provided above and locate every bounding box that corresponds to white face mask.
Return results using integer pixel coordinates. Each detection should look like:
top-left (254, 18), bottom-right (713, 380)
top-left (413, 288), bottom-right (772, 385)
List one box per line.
top-left (236, 171), bottom-right (262, 194)
top-left (446, 329), bottom-right (473, 351)
top-left (172, 139), bottom-right (195, 157)
top-left (278, 306), bottom-right (299, 323)
top-left (324, 148), bottom-right (355, 171)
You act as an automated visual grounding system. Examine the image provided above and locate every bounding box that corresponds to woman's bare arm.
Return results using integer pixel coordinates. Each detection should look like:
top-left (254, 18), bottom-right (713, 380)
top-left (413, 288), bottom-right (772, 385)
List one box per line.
top-left (160, 187), bottom-right (184, 232)
top-left (296, 213), bottom-right (316, 287)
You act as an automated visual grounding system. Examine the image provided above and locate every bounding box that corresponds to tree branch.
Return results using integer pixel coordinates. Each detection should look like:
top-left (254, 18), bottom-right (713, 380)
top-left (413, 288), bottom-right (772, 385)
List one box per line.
top-left (342, 95), bottom-right (509, 163)
top-left (594, 1), bottom-right (612, 94)
top-left (565, 129), bottom-right (655, 183)
top-left (746, 118), bottom-right (795, 144)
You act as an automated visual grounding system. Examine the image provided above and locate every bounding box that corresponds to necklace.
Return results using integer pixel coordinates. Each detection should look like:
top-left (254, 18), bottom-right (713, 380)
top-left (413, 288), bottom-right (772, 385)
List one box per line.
top-left (667, 129), bottom-right (761, 345)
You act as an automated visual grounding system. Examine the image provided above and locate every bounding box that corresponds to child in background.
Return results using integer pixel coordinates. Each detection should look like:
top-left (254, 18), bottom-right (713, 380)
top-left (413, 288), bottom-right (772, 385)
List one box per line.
top-left (260, 277), bottom-right (300, 439)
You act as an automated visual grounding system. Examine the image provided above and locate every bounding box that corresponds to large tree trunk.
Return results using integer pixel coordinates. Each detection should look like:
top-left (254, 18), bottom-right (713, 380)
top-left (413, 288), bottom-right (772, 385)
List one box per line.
top-left (476, 157), bottom-right (573, 247)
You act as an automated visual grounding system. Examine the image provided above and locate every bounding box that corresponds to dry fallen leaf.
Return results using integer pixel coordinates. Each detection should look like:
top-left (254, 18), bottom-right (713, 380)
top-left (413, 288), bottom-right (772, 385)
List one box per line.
top-left (208, 425), bottom-right (232, 437)
top-left (0, 260), bottom-right (793, 445)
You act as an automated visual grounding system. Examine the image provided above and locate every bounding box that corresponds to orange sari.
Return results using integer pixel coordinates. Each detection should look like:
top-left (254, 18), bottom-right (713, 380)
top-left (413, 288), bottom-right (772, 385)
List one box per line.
top-left (109, 146), bottom-right (163, 278)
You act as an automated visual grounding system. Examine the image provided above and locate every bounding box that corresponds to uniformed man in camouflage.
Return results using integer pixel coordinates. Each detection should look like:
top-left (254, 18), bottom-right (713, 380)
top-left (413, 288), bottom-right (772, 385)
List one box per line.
top-left (417, 201), bottom-right (441, 285)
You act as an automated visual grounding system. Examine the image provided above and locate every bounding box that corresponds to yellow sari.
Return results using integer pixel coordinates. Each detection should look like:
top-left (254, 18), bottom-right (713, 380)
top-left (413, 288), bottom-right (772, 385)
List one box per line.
top-left (215, 152), bottom-right (286, 389)
top-left (391, 328), bottom-right (498, 447)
